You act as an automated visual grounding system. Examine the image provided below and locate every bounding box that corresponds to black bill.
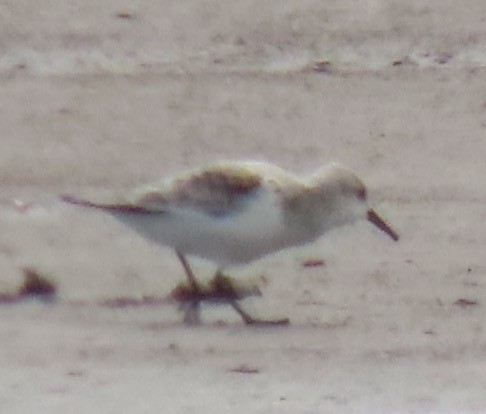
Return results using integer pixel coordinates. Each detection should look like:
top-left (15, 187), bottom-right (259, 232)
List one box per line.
top-left (367, 209), bottom-right (399, 241)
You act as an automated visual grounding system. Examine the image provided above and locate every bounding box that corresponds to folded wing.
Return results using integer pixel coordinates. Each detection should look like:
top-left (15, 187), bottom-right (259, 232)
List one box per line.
top-left (62, 163), bottom-right (263, 217)
top-left (135, 164), bottom-right (263, 217)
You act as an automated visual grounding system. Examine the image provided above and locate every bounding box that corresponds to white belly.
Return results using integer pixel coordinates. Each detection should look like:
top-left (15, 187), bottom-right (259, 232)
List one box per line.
top-left (109, 189), bottom-right (308, 267)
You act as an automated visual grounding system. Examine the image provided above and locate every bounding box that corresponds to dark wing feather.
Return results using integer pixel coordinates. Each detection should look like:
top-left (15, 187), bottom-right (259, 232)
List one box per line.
top-left (60, 194), bottom-right (159, 214)
top-left (135, 164), bottom-right (262, 216)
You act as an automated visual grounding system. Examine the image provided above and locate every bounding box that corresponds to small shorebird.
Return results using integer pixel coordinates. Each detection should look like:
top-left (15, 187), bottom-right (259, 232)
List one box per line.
top-left (62, 160), bottom-right (398, 325)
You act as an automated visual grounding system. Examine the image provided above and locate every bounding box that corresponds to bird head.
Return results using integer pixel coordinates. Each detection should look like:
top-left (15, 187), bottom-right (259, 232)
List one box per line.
top-left (310, 163), bottom-right (399, 241)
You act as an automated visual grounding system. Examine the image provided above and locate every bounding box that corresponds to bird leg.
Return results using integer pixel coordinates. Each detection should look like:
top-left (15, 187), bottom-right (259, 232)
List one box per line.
top-left (212, 271), bottom-right (290, 326)
top-left (228, 300), bottom-right (290, 326)
top-left (175, 250), bottom-right (203, 324)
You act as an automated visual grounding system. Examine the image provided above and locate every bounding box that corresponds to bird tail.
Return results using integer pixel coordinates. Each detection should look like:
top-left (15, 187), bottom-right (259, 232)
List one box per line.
top-left (60, 194), bottom-right (156, 214)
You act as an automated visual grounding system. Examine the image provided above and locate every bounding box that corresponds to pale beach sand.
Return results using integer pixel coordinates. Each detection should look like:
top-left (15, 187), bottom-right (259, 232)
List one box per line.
top-left (1, 1), bottom-right (486, 412)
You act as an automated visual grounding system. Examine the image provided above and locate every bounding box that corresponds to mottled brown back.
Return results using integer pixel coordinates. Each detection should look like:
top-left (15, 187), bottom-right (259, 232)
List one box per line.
top-left (137, 165), bottom-right (262, 216)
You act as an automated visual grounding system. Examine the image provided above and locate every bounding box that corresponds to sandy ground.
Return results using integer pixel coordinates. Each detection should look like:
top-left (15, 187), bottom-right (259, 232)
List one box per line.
top-left (1, 1), bottom-right (486, 413)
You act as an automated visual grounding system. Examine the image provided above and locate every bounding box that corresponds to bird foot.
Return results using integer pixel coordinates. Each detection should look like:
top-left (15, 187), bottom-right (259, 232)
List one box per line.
top-left (229, 300), bottom-right (289, 326)
top-left (170, 273), bottom-right (285, 326)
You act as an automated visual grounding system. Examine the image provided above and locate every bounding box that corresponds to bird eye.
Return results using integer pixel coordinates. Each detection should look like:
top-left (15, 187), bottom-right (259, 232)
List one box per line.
top-left (357, 186), bottom-right (367, 200)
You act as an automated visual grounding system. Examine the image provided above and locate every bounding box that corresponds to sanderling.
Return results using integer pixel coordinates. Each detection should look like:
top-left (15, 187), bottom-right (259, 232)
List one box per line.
top-left (62, 160), bottom-right (398, 325)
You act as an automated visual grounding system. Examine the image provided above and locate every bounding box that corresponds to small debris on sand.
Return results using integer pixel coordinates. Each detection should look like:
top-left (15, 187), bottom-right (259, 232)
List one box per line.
top-left (115, 12), bottom-right (134, 19)
top-left (0, 267), bottom-right (57, 304)
top-left (312, 60), bottom-right (332, 73)
top-left (170, 274), bottom-right (261, 304)
top-left (18, 267), bottom-right (57, 299)
top-left (0, 198), bottom-right (33, 213)
top-left (229, 364), bottom-right (260, 374)
top-left (453, 298), bottom-right (478, 308)
top-left (302, 259), bottom-right (326, 268)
